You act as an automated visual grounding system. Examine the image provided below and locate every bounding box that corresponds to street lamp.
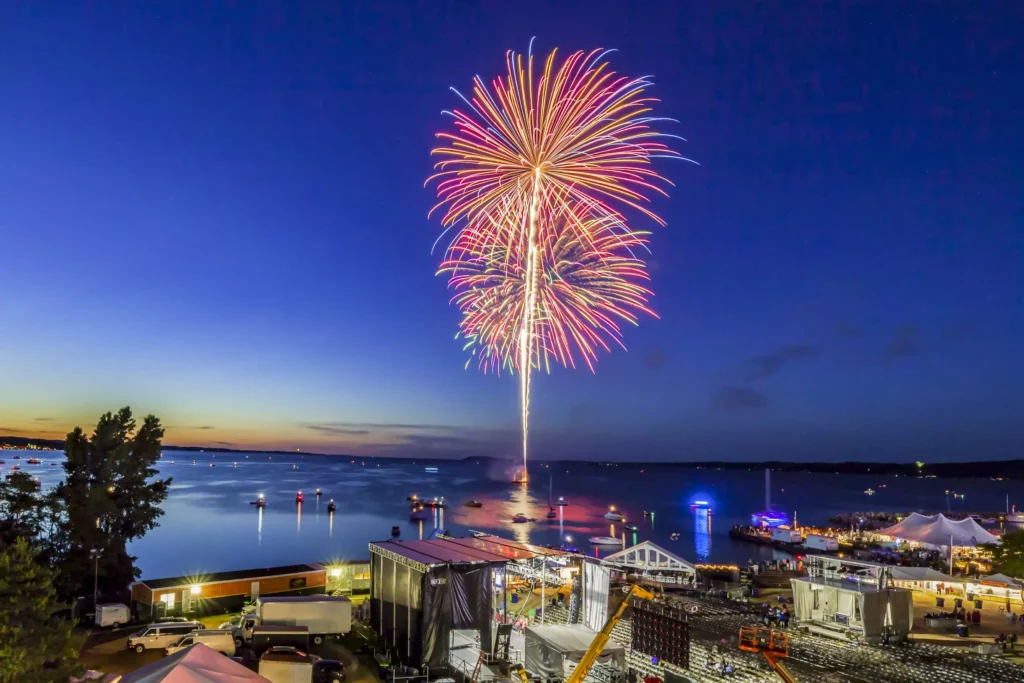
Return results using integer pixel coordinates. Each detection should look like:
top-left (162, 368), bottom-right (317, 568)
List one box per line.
top-left (89, 548), bottom-right (103, 610)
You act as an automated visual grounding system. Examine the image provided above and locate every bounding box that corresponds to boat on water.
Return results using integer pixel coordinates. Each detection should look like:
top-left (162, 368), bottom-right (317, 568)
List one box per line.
top-left (316, 489), bottom-right (322, 496)
top-left (589, 536), bottom-right (622, 546)
top-left (10, 465), bottom-right (20, 471)
top-left (512, 513), bottom-right (529, 523)
top-left (407, 494), bottom-right (419, 502)
top-left (27, 458), bottom-right (41, 464)
top-left (864, 488), bottom-right (875, 496)
top-left (410, 506), bottom-right (431, 521)
top-left (604, 506), bottom-right (625, 521)
top-left (250, 494), bottom-right (267, 507)
top-left (465, 500), bottom-right (483, 508)
top-left (512, 470), bottom-right (528, 484)
top-left (295, 491), bottom-right (304, 503)
top-left (423, 497), bottom-right (447, 508)
top-left (12, 455), bottom-right (20, 459)
top-left (624, 524), bottom-right (638, 531)
top-left (546, 508), bottom-right (557, 519)
top-left (327, 499), bottom-right (336, 512)
top-left (554, 497), bottom-right (569, 506)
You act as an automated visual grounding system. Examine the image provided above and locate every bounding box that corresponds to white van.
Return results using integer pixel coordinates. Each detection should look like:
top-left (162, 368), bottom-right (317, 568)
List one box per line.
top-left (95, 603), bottom-right (131, 628)
top-left (164, 630), bottom-right (236, 656)
top-left (127, 621), bottom-right (204, 653)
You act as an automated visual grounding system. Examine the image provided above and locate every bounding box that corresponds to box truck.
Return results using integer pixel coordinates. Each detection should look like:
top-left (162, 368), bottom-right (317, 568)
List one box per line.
top-left (803, 534), bottom-right (839, 552)
top-left (770, 527), bottom-right (802, 543)
top-left (251, 626), bottom-right (310, 656)
top-left (223, 596), bottom-right (351, 647)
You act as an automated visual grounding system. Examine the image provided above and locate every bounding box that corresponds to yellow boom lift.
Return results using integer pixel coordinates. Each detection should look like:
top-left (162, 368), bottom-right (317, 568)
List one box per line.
top-left (514, 584), bottom-right (655, 683)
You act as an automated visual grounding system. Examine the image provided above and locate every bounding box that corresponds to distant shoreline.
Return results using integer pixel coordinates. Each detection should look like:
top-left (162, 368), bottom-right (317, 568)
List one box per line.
top-left (3, 434), bottom-right (1023, 480)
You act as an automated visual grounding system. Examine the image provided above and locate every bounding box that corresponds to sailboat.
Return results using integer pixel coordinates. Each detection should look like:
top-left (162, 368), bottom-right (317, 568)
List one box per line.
top-left (546, 475), bottom-right (557, 518)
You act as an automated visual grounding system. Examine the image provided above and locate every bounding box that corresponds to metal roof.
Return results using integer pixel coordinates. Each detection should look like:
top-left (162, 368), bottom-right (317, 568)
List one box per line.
top-left (135, 563), bottom-right (320, 591)
top-left (370, 536), bottom-right (567, 568)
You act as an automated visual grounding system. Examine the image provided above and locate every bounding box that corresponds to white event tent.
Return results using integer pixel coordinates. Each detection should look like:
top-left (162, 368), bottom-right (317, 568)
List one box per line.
top-left (114, 644), bottom-right (270, 683)
top-left (878, 513), bottom-right (1000, 548)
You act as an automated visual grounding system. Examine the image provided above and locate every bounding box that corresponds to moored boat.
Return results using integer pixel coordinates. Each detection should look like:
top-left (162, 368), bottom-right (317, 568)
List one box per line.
top-left (589, 536), bottom-right (622, 545)
top-left (465, 500), bottom-right (483, 508)
top-left (604, 506), bottom-right (624, 521)
top-left (512, 513), bottom-right (529, 523)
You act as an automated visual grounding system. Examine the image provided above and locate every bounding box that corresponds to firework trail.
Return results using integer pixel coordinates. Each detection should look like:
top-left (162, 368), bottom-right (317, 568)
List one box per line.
top-left (428, 44), bottom-right (684, 480)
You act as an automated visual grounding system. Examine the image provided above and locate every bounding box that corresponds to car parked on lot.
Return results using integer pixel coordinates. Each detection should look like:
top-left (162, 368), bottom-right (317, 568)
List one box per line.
top-left (127, 621), bottom-right (204, 653)
top-left (164, 629), bottom-right (236, 656)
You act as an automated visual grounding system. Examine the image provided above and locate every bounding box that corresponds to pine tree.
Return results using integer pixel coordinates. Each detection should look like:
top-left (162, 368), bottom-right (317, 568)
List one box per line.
top-left (53, 407), bottom-right (171, 602)
top-left (0, 538), bottom-right (83, 683)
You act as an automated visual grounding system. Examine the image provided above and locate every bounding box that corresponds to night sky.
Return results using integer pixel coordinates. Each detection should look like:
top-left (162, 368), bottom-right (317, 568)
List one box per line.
top-left (1, 2), bottom-right (1021, 462)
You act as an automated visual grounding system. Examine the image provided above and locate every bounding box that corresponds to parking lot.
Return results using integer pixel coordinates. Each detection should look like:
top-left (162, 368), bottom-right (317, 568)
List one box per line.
top-left (78, 613), bottom-right (379, 681)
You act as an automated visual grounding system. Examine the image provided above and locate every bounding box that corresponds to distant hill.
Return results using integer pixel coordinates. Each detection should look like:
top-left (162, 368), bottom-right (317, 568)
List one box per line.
top-left (3, 434), bottom-right (1022, 479)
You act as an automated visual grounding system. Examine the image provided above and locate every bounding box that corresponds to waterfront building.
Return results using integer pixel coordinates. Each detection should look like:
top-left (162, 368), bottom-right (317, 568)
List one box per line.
top-left (130, 563), bottom-right (326, 619)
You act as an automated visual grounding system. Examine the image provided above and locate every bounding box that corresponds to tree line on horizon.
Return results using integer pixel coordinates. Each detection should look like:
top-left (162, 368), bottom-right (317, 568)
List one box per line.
top-left (0, 407), bottom-right (170, 682)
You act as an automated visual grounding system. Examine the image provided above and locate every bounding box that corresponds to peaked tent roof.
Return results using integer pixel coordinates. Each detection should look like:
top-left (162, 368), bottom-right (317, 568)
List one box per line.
top-left (526, 624), bottom-right (626, 659)
top-left (890, 566), bottom-right (963, 583)
top-left (118, 643), bottom-right (270, 683)
top-left (878, 513), bottom-right (1000, 547)
top-left (982, 573), bottom-right (1024, 586)
top-left (600, 541), bottom-right (696, 573)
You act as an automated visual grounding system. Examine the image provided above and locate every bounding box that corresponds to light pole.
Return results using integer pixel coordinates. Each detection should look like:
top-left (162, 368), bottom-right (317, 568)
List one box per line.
top-left (89, 548), bottom-right (102, 610)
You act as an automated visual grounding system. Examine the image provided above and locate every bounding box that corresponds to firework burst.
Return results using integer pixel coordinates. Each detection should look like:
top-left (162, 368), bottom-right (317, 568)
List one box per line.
top-left (428, 43), bottom-right (684, 480)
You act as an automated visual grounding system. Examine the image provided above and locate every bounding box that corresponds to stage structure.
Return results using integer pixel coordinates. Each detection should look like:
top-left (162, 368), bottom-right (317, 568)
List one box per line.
top-left (791, 555), bottom-right (914, 643)
top-left (369, 535), bottom-right (604, 672)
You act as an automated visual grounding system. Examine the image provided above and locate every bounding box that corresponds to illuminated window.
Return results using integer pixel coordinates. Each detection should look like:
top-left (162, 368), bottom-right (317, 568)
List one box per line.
top-left (161, 593), bottom-right (175, 608)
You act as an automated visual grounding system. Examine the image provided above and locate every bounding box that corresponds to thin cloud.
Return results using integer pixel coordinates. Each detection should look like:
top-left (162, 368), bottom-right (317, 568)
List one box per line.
top-left (745, 344), bottom-right (819, 381)
top-left (305, 425), bottom-right (372, 436)
top-left (885, 325), bottom-right (921, 359)
top-left (644, 348), bottom-right (668, 370)
top-left (713, 387), bottom-right (769, 411)
top-left (34, 417), bottom-right (55, 422)
top-left (836, 323), bottom-right (864, 339)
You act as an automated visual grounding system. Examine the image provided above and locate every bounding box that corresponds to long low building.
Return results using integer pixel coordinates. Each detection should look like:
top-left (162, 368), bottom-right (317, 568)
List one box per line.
top-left (131, 563), bottom-right (328, 618)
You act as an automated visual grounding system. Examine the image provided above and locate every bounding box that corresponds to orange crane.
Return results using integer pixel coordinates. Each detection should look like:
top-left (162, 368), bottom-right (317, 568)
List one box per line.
top-left (738, 626), bottom-right (797, 682)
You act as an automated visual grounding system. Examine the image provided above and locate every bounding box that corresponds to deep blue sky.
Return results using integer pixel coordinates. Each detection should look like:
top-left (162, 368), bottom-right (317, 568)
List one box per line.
top-left (1, 2), bottom-right (1021, 462)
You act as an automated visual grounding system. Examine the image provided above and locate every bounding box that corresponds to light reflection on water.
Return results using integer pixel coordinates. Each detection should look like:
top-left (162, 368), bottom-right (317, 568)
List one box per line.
top-left (6, 448), bottom-right (1022, 579)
